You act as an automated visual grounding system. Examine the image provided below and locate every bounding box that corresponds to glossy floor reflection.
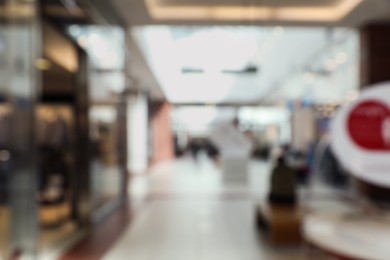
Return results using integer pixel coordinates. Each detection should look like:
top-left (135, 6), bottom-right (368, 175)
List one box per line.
top-left (105, 155), bottom-right (306, 260)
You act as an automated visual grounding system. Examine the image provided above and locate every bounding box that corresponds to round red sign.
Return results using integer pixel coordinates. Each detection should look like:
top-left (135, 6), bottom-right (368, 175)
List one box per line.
top-left (347, 100), bottom-right (390, 151)
top-left (331, 82), bottom-right (390, 187)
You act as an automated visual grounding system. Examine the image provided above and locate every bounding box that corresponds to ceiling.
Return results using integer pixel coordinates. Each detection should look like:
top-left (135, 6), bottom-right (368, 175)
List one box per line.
top-left (67, 25), bottom-right (165, 101)
top-left (111, 0), bottom-right (390, 26)
top-left (143, 0), bottom-right (362, 23)
top-left (133, 26), bottom-right (358, 104)
top-left (108, 0), bottom-right (390, 104)
top-left (157, 0), bottom-right (342, 8)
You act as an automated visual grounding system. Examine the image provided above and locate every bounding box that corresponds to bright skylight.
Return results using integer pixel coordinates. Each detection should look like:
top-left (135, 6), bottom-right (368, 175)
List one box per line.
top-left (133, 26), bottom-right (358, 104)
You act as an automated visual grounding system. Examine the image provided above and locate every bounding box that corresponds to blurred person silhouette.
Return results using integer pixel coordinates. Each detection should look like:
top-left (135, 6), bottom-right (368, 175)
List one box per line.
top-left (189, 138), bottom-right (201, 162)
top-left (313, 133), bottom-right (350, 190)
top-left (268, 150), bottom-right (297, 205)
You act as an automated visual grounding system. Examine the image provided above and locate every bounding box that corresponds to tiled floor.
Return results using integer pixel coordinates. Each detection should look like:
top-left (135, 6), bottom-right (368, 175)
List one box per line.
top-left (104, 155), bottom-right (308, 260)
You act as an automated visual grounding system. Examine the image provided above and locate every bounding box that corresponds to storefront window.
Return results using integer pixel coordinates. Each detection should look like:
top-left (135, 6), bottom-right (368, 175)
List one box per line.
top-left (68, 25), bottom-right (126, 218)
top-left (90, 106), bottom-right (121, 210)
top-left (0, 0), bottom-right (40, 258)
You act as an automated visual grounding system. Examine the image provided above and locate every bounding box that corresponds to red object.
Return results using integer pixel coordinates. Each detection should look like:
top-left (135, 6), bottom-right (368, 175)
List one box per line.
top-left (347, 99), bottom-right (390, 151)
top-left (11, 249), bottom-right (22, 260)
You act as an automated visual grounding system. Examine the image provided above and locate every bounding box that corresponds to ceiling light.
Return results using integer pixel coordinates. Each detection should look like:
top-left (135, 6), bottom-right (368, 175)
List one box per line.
top-left (69, 25), bottom-right (81, 36)
top-left (222, 64), bottom-right (258, 74)
top-left (325, 59), bottom-right (336, 71)
top-left (145, 0), bottom-right (363, 22)
top-left (77, 35), bottom-right (88, 47)
top-left (273, 27), bottom-right (285, 38)
top-left (346, 89), bottom-right (359, 101)
top-left (303, 72), bottom-right (316, 84)
top-left (182, 67), bottom-right (204, 74)
top-left (335, 52), bottom-right (348, 64)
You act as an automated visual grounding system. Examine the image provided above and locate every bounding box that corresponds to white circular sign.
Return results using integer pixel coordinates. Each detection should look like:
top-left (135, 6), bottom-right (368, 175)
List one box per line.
top-left (331, 82), bottom-right (390, 188)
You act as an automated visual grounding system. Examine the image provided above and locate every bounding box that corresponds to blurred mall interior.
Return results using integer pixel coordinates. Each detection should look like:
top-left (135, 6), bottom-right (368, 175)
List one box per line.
top-left (1, 0), bottom-right (390, 259)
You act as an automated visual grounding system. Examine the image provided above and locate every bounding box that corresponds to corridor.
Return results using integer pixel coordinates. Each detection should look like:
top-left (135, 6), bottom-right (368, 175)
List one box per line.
top-left (103, 155), bottom-right (305, 260)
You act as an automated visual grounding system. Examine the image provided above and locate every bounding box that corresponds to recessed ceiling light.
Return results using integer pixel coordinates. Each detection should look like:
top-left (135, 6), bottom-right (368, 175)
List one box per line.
top-left (77, 35), bottom-right (88, 47)
top-left (346, 89), bottom-right (359, 101)
top-left (303, 72), bottom-right (316, 84)
top-left (145, 0), bottom-right (363, 22)
top-left (325, 59), bottom-right (336, 71)
top-left (335, 52), bottom-right (348, 64)
top-left (273, 27), bottom-right (285, 38)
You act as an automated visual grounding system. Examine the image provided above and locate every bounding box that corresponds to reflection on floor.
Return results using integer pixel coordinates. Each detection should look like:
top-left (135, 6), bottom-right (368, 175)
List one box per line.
top-left (105, 155), bottom-right (306, 260)
top-left (0, 207), bottom-right (8, 259)
top-left (91, 160), bottom-right (121, 210)
top-left (40, 222), bottom-right (85, 260)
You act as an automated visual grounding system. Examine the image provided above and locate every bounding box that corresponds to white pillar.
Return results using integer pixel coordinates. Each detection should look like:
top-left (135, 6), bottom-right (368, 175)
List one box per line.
top-left (127, 93), bottom-right (148, 174)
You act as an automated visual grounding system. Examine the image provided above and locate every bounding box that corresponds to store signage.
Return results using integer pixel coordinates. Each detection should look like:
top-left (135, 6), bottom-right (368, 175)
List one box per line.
top-left (331, 82), bottom-right (390, 187)
top-left (348, 100), bottom-right (390, 151)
